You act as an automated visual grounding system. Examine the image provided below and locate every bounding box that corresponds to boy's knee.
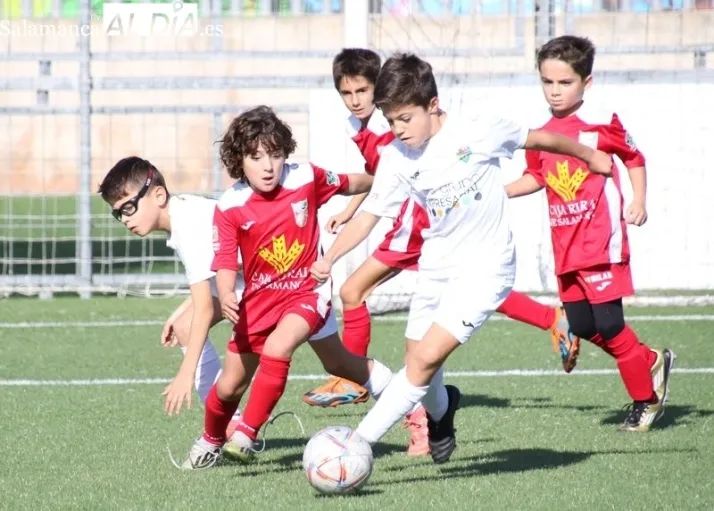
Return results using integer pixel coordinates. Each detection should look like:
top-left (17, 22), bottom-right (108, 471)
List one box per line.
top-left (595, 315), bottom-right (626, 341)
top-left (340, 281), bottom-right (366, 309)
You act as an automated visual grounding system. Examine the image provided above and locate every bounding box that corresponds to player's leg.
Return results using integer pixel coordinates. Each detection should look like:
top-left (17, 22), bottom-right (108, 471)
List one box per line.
top-left (569, 263), bottom-right (675, 432)
top-left (496, 291), bottom-right (581, 373)
top-left (226, 301), bottom-right (323, 462)
top-left (178, 349), bottom-right (259, 470)
top-left (356, 270), bottom-right (511, 464)
top-left (302, 255), bottom-right (401, 407)
top-left (309, 321), bottom-right (395, 405)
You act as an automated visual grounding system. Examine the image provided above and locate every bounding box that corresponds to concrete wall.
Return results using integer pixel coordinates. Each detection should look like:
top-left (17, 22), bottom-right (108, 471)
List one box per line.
top-left (1, 11), bottom-right (713, 194)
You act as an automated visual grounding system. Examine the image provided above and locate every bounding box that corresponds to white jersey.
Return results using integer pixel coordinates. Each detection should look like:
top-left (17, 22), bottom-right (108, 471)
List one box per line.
top-left (166, 194), bottom-right (243, 297)
top-left (362, 113), bottom-right (529, 275)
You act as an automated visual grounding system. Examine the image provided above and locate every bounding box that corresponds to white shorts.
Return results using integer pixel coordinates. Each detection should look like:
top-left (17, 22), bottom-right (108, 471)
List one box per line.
top-left (405, 262), bottom-right (515, 344)
top-left (210, 273), bottom-right (246, 302)
top-left (309, 308), bottom-right (339, 341)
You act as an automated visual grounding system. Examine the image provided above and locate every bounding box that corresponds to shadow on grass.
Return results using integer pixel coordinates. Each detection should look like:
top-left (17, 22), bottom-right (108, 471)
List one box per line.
top-left (459, 393), bottom-right (609, 413)
top-left (601, 404), bottom-right (714, 429)
top-left (370, 446), bottom-right (698, 486)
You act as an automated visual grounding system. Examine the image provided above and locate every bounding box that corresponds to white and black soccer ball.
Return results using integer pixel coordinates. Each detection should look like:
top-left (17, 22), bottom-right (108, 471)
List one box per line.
top-left (303, 425), bottom-right (373, 494)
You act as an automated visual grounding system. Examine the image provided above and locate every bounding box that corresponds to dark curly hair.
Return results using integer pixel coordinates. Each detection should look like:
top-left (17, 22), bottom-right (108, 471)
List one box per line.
top-left (218, 106), bottom-right (297, 181)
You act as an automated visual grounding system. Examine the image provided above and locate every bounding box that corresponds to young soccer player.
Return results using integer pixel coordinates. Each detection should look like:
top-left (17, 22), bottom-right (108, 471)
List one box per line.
top-left (311, 53), bottom-right (614, 464)
top-left (98, 157), bottom-right (243, 435)
top-left (175, 106), bottom-right (395, 470)
top-left (304, 48), bottom-right (581, 416)
top-left (505, 35), bottom-right (675, 432)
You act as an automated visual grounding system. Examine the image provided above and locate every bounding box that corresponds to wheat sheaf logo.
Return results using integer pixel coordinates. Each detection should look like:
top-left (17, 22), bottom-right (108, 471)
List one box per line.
top-left (258, 234), bottom-right (305, 275)
top-left (546, 161), bottom-right (589, 202)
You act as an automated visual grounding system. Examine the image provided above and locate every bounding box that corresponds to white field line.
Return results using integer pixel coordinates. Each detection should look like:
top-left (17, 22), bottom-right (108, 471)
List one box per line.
top-left (1, 368), bottom-right (712, 387)
top-left (2, 314), bottom-right (714, 329)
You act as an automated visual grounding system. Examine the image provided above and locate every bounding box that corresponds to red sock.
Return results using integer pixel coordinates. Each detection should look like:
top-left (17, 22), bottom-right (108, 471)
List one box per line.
top-left (203, 385), bottom-right (241, 445)
top-left (589, 333), bottom-right (606, 349)
top-left (236, 354), bottom-right (291, 441)
top-left (342, 303), bottom-right (371, 357)
top-left (599, 325), bottom-right (656, 402)
top-left (496, 291), bottom-right (555, 331)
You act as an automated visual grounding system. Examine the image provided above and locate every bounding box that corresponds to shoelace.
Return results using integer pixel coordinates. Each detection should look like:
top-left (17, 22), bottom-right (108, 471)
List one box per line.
top-left (167, 410), bottom-right (307, 468)
top-left (167, 437), bottom-right (219, 470)
top-left (622, 402), bottom-right (648, 424)
top-left (251, 411), bottom-right (306, 454)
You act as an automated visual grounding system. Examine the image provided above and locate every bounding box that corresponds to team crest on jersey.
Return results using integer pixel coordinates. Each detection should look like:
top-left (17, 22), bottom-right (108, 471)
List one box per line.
top-left (546, 161), bottom-right (589, 202)
top-left (578, 131), bottom-right (599, 149)
top-left (325, 171), bottom-right (340, 187)
top-left (258, 233), bottom-right (305, 275)
top-left (291, 199), bottom-right (308, 227)
top-left (212, 225), bottom-right (220, 252)
top-left (625, 132), bottom-right (637, 150)
top-left (457, 146), bottom-right (472, 163)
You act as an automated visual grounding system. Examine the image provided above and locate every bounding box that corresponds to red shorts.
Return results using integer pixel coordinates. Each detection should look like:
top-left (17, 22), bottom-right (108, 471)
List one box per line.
top-left (227, 292), bottom-right (335, 355)
top-left (557, 262), bottom-right (634, 304)
top-left (371, 199), bottom-right (427, 271)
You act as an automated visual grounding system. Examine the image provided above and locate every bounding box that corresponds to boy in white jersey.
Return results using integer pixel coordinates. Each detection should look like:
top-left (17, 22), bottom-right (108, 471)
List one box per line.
top-left (311, 53), bottom-right (613, 464)
top-left (98, 157), bottom-right (243, 434)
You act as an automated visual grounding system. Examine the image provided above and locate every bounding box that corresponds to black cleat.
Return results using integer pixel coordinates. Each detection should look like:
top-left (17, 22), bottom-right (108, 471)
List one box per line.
top-left (426, 384), bottom-right (461, 464)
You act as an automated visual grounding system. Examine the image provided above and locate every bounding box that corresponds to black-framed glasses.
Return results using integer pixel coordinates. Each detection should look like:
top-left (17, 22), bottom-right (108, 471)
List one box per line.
top-left (111, 168), bottom-right (154, 221)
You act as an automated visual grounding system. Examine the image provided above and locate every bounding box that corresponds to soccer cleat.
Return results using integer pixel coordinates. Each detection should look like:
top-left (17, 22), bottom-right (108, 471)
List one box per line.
top-left (222, 430), bottom-right (256, 464)
top-left (173, 436), bottom-right (221, 471)
top-left (550, 307), bottom-right (581, 373)
top-left (619, 400), bottom-right (663, 432)
top-left (426, 385), bottom-right (461, 464)
top-left (302, 376), bottom-right (370, 408)
top-left (650, 348), bottom-right (676, 405)
top-left (402, 405), bottom-right (430, 457)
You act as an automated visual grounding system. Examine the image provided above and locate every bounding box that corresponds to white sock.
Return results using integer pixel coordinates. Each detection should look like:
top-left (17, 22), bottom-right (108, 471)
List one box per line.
top-left (362, 359), bottom-right (393, 400)
top-left (421, 366), bottom-right (448, 421)
top-left (355, 368), bottom-right (428, 444)
top-left (180, 340), bottom-right (221, 403)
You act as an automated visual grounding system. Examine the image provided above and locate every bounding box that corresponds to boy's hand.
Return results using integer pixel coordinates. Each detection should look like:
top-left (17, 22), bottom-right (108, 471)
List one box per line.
top-left (162, 368), bottom-right (194, 416)
top-left (325, 211), bottom-right (352, 234)
top-left (220, 292), bottom-right (240, 324)
top-left (161, 320), bottom-right (178, 348)
top-left (626, 200), bottom-right (648, 226)
top-left (311, 259), bottom-right (332, 284)
top-left (586, 150), bottom-right (613, 176)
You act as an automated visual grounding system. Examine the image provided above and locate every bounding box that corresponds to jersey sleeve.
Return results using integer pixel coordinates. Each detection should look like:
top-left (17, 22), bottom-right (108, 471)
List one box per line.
top-left (312, 164), bottom-right (350, 207)
top-left (180, 224), bottom-right (216, 286)
top-left (361, 151), bottom-right (408, 219)
top-left (523, 149), bottom-right (545, 186)
top-left (476, 115), bottom-right (530, 160)
top-left (603, 113), bottom-right (646, 169)
top-left (211, 206), bottom-right (241, 272)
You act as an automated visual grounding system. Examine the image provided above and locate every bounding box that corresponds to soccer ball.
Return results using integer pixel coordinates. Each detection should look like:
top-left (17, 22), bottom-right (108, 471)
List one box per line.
top-left (302, 426), bottom-right (373, 494)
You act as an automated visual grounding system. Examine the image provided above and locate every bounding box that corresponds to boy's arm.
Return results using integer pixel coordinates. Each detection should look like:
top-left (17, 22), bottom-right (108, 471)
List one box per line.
top-left (211, 206), bottom-right (241, 323)
top-left (161, 295), bottom-right (192, 346)
top-left (344, 174), bottom-right (374, 195)
top-left (606, 114), bottom-right (648, 226)
top-left (524, 130), bottom-right (613, 176)
top-left (506, 175), bottom-right (543, 198)
top-left (163, 279), bottom-right (214, 415)
top-left (625, 166), bottom-right (647, 225)
top-left (323, 211), bottom-right (381, 264)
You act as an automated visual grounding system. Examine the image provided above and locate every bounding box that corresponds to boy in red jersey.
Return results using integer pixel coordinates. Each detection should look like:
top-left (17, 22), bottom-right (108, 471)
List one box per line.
top-left (303, 49), bottom-right (582, 428)
top-left (174, 106), bottom-right (395, 470)
top-left (506, 36), bottom-right (675, 432)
